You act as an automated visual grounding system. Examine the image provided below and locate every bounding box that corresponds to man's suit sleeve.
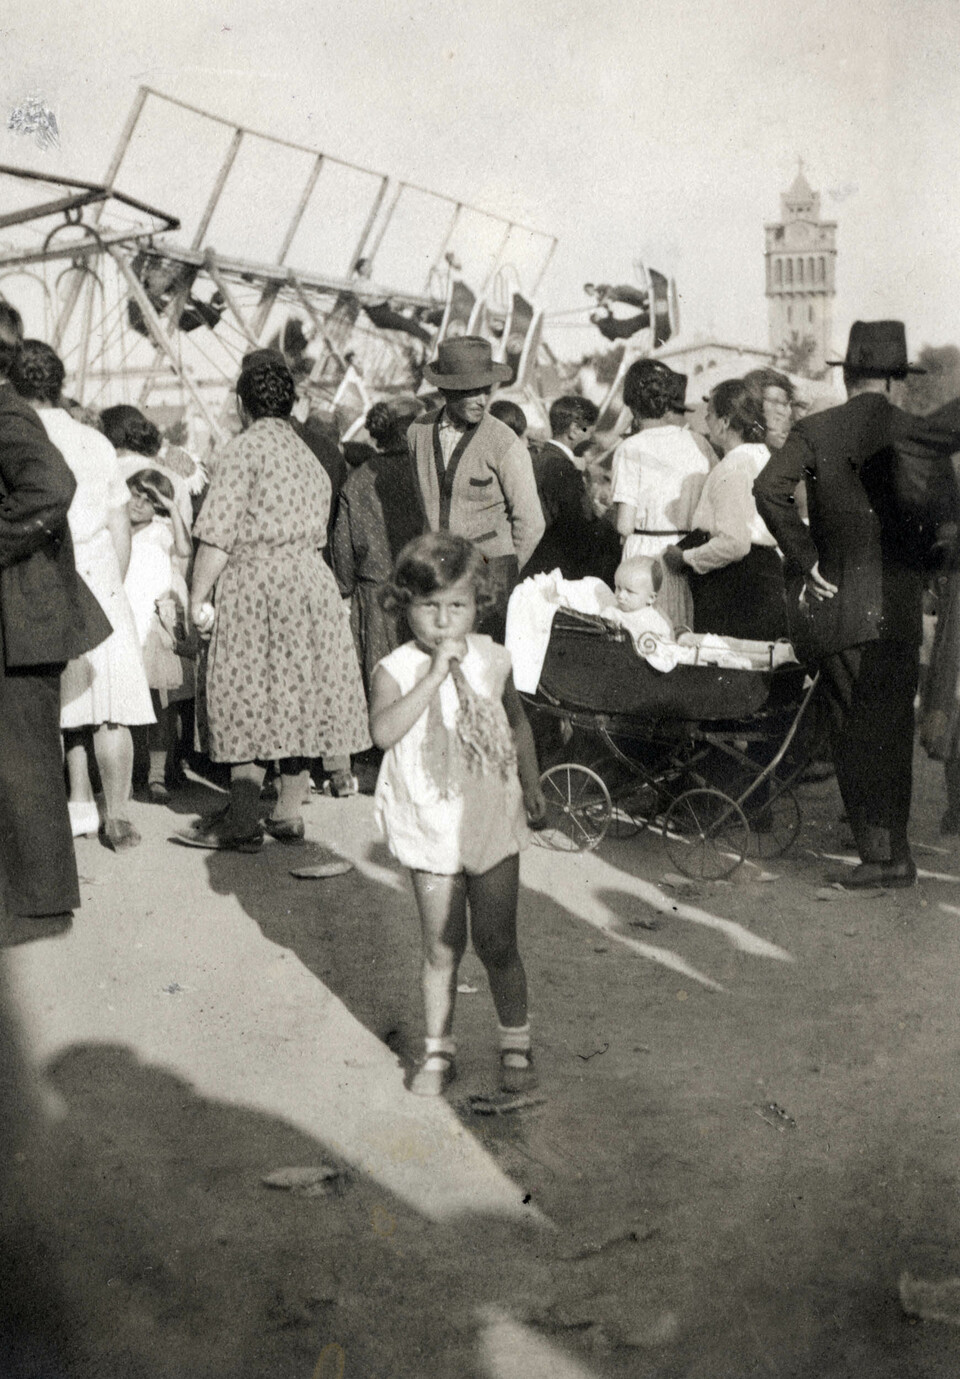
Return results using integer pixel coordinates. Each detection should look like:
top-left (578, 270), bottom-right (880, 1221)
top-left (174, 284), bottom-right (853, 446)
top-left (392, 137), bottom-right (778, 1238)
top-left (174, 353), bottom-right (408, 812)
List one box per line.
top-left (0, 408), bottom-right (75, 569)
top-left (753, 429), bottom-right (819, 575)
top-left (499, 437), bottom-right (545, 569)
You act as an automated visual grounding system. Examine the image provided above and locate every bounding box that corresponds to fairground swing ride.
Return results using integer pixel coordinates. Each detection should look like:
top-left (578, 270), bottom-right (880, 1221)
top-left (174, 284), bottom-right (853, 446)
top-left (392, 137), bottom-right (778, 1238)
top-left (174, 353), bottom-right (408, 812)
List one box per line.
top-left (0, 86), bottom-right (560, 453)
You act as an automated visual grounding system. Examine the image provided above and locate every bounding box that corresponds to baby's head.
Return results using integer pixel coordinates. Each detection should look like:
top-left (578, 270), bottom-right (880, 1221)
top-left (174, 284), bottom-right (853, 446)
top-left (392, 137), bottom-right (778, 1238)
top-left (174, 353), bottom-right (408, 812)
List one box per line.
top-left (614, 556), bottom-right (662, 612)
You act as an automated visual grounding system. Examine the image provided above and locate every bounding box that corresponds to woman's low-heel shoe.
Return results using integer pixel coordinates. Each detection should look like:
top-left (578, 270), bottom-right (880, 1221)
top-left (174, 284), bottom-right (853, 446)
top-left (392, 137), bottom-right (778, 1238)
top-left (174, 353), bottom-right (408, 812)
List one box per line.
top-left (68, 801), bottom-right (100, 838)
top-left (100, 818), bottom-right (141, 852)
top-left (173, 820), bottom-right (263, 853)
top-left (263, 815), bottom-right (305, 843)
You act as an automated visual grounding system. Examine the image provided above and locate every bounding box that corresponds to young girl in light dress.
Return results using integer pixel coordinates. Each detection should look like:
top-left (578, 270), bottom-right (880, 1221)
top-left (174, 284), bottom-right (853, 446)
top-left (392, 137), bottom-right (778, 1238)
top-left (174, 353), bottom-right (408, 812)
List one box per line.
top-left (369, 533), bottom-right (547, 1097)
top-left (124, 469), bottom-right (196, 801)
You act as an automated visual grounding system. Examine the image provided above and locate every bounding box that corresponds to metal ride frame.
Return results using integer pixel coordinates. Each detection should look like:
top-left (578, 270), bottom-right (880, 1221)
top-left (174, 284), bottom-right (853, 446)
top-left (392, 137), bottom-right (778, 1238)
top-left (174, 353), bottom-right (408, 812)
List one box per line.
top-left (524, 644), bottom-right (822, 879)
top-left (0, 87), bottom-right (558, 445)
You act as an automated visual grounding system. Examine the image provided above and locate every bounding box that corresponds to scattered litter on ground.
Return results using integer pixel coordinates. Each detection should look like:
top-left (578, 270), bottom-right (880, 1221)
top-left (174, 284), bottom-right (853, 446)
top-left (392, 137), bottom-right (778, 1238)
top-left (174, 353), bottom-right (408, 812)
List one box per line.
top-left (558, 1223), bottom-right (660, 1262)
top-left (289, 861), bottom-right (353, 879)
top-left (456, 981), bottom-right (479, 994)
top-left (163, 982), bottom-right (183, 994)
top-left (593, 945), bottom-right (609, 953)
top-left (899, 1271), bottom-right (960, 1325)
top-left (814, 887), bottom-right (845, 902)
top-left (662, 873), bottom-right (698, 890)
top-left (756, 871), bottom-right (779, 883)
top-left (260, 1164), bottom-right (342, 1196)
top-left (464, 1092), bottom-right (547, 1116)
top-left (755, 1102), bottom-right (797, 1132)
top-left (577, 1041), bottom-right (609, 1061)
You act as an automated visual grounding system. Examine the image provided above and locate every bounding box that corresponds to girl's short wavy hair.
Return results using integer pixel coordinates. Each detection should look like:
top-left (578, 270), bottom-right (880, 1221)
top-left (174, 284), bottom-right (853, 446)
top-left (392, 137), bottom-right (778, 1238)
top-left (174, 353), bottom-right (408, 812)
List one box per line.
top-left (379, 532), bottom-right (497, 617)
top-left (622, 358), bottom-right (676, 421)
top-left (9, 339), bottom-right (65, 405)
top-left (100, 404), bottom-right (162, 457)
top-left (708, 378), bottom-right (767, 444)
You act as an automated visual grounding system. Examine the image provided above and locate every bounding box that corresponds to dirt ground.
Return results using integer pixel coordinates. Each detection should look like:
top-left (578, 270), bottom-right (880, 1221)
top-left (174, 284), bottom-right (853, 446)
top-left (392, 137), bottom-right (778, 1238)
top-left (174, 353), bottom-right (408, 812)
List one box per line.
top-left (5, 744), bottom-right (960, 1378)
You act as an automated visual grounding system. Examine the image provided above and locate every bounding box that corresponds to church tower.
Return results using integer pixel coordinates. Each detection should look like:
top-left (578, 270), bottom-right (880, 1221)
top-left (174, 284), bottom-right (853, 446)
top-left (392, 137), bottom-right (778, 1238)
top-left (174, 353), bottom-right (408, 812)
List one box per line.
top-left (764, 162), bottom-right (837, 376)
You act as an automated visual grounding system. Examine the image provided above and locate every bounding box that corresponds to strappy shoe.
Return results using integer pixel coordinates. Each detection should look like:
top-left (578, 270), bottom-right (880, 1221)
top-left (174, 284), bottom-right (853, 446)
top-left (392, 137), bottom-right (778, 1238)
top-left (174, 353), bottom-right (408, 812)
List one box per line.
top-left (172, 819), bottom-right (263, 853)
top-left (499, 1048), bottom-right (538, 1095)
top-left (100, 818), bottom-right (141, 852)
top-left (409, 1050), bottom-right (457, 1097)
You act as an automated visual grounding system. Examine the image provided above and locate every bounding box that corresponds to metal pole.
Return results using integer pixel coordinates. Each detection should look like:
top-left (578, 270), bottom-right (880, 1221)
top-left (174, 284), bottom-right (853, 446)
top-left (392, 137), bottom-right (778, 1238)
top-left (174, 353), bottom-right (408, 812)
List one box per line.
top-left (423, 202), bottom-right (463, 293)
top-left (480, 223), bottom-right (514, 296)
top-left (361, 181), bottom-right (403, 274)
top-left (73, 269), bottom-right (96, 401)
top-left (108, 246), bottom-right (224, 440)
top-left (191, 127), bottom-right (244, 250)
top-left (349, 175), bottom-right (390, 273)
top-left (203, 250), bottom-right (259, 346)
top-left (277, 154), bottom-right (324, 265)
top-left (102, 85), bottom-right (149, 191)
top-left (531, 236), bottom-right (559, 295)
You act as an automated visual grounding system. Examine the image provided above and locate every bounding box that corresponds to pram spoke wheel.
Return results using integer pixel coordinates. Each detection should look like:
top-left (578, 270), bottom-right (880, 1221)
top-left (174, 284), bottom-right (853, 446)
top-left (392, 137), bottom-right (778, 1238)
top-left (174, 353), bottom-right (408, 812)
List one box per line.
top-left (587, 758), bottom-right (655, 838)
top-left (663, 788), bottom-right (749, 880)
top-left (747, 785), bottom-right (801, 859)
top-left (537, 765), bottom-right (612, 852)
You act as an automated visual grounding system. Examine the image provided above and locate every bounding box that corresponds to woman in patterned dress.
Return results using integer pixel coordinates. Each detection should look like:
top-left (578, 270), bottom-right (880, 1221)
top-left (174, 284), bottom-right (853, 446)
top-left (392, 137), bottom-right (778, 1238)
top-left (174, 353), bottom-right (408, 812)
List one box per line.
top-left (174, 358), bottom-right (369, 852)
top-left (332, 396), bottom-right (426, 693)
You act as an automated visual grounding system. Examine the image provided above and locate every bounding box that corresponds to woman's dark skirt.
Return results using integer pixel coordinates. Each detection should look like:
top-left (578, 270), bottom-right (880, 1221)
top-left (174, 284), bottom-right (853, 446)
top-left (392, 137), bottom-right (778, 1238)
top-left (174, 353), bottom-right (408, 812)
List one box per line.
top-left (687, 544), bottom-right (788, 641)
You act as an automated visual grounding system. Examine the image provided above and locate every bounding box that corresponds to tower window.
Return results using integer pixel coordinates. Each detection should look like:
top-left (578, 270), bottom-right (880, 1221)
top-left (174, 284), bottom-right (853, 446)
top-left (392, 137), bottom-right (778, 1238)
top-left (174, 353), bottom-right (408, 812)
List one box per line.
top-left (774, 259), bottom-right (782, 286)
top-left (785, 260), bottom-right (793, 285)
top-left (808, 257), bottom-right (815, 282)
top-left (787, 306), bottom-right (793, 324)
top-left (797, 258), bottom-right (804, 284)
top-left (808, 305), bottom-right (814, 323)
top-left (818, 257), bottom-right (825, 283)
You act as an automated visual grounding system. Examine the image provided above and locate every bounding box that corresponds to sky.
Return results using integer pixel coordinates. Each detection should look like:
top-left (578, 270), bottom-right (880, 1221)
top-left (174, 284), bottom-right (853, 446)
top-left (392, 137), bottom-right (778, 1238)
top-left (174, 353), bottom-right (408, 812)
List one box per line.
top-left (3, 0), bottom-right (960, 361)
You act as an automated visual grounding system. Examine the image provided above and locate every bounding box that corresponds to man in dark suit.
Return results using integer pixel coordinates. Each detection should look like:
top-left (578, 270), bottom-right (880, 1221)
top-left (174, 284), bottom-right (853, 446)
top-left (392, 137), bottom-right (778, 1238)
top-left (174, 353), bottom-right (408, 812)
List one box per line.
top-left (525, 395), bottom-right (600, 579)
top-left (754, 320), bottom-right (960, 888)
top-left (0, 304), bottom-right (108, 939)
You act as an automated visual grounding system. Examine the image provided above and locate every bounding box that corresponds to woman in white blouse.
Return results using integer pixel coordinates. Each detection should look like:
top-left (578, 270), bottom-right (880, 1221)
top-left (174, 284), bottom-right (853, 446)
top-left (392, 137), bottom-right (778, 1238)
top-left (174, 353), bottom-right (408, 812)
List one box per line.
top-left (610, 359), bottom-right (712, 627)
top-left (662, 379), bottom-right (787, 641)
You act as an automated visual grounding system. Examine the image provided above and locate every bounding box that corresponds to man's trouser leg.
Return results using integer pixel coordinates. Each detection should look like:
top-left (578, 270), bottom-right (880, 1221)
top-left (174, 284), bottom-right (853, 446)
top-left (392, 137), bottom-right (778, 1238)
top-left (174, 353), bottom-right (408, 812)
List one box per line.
top-left (821, 640), bottom-right (918, 865)
top-left (0, 663), bottom-right (79, 916)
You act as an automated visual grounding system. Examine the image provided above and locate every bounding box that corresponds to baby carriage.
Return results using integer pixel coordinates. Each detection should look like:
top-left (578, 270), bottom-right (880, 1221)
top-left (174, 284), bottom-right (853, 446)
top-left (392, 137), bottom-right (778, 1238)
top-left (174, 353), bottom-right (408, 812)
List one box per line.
top-left (521, 609), bottom-right (822, 879)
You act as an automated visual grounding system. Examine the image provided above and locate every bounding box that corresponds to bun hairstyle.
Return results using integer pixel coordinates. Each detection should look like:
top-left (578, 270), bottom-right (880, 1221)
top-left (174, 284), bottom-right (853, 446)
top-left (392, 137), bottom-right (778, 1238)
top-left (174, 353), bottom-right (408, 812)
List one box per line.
top-left (622, 358), bottom-right (676, 421)
top-left (100, 404), bottom-right (162, 457)
top-left (9, 339), bottom-right (65, 405)
top-left (709, 378), bottom-right (767, 444)
top-left (380, 531), bottom-right (496, 618)
top-left (366, 395), bottom-right (424, 452)
top-left (236, 359), bottom-right (296, 420)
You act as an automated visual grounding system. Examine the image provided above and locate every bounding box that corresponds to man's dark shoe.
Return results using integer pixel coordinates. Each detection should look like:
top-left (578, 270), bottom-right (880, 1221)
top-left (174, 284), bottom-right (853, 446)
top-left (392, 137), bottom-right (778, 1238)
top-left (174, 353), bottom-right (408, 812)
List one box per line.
top-left (824, 859), bottom-right (917, 889)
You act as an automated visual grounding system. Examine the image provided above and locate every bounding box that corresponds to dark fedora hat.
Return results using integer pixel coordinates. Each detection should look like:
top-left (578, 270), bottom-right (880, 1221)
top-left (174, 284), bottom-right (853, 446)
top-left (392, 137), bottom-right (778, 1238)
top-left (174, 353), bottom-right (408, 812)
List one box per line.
top-left (423, 335), bottom-right (512, 391)
top-left (827, 320), bottom-right (925, 376)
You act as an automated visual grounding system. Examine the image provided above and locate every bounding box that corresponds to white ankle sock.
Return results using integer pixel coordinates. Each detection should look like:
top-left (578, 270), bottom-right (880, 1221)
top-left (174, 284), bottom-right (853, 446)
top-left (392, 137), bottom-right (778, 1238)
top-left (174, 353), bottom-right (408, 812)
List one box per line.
top-left (423, 1036), bottom-right (455, 1069)
top-left (498, 1023), bottom-right (531, 1068)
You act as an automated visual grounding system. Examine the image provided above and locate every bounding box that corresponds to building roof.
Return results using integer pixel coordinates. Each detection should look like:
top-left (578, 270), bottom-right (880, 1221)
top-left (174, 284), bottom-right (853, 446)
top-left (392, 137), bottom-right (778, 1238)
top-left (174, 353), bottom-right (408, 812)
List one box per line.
top-left (786, 164), bottom-right (815, 203)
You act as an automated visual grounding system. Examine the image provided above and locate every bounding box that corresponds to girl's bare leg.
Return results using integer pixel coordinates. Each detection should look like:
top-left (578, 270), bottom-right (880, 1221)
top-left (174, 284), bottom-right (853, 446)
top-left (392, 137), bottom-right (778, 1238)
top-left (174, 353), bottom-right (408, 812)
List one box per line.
top-left (467, 853), bottom-right (527, 1028)
top-left (410, 870), bottom-right (468, 1039)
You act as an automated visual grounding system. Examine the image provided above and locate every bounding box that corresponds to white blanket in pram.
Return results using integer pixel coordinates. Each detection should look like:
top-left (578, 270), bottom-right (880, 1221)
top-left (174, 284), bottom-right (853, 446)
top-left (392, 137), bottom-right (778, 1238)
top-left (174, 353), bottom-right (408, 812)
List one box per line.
top-left (506, 572), bottom-right (797, 693)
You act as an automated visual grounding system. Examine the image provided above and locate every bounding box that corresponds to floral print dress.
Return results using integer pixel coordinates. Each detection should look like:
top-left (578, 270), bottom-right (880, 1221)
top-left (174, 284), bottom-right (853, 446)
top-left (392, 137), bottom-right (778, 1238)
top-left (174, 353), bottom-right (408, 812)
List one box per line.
top-left (194, 417), bottom-right (369, 762)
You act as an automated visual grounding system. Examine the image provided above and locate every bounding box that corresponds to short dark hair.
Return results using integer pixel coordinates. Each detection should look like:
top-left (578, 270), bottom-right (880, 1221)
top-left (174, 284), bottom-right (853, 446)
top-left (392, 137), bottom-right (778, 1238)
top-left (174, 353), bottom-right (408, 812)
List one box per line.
top-left (100, 404), bottom-right (162, 457)
top-left (548, 394), bottom-right (599, 438)
top-left (488, 398), bottom-right (528, 438)
top-left (622, 359), bottom-right (674, 420)
top-left (0, 301), bottom-right (24, 377)
top-left (126, 467), bottom-right (175, 504)
top-left (366, 395), bottom-right (424, 451)
top-left (9, 339), bottom-right (65, 405)
top-left (236, 359), bottom-right (296, 420)
top-left (380, 532), bottom-right (497, 617)
top-left (742, 368), bottom-right (795, 403)
top-left (708, 378), bottom-right (767, 444)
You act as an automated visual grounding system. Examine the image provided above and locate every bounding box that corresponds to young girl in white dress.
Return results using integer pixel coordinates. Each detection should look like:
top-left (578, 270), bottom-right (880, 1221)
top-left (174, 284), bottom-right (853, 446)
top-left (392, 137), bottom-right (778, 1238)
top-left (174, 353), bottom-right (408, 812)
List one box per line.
top-left (369, 533), bottom-right (547, 1097)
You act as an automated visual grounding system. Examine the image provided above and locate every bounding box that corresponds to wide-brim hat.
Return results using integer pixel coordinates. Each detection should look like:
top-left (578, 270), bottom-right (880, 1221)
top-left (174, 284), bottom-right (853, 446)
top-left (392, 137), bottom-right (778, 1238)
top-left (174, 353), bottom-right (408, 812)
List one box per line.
top-left (423, 335), bottom-right (512, 391)
top-left (827, 320), bottom-right (925, 376)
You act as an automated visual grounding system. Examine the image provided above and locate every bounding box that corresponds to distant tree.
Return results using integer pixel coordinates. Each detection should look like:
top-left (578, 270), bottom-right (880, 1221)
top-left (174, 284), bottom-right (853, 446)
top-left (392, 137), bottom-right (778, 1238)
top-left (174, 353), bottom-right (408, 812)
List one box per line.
top-left (903, 345), bottom-right (960, 416)
top-left (779, 332), bottom-right (820, 379)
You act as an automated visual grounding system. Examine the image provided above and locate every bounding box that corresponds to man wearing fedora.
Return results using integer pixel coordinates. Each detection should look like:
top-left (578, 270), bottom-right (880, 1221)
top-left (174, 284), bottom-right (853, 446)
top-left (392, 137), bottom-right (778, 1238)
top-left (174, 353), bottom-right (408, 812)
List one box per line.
top-left (410, 335), bottom-right (544, 636)
top-left (755, 320), bottom-right (960, 889)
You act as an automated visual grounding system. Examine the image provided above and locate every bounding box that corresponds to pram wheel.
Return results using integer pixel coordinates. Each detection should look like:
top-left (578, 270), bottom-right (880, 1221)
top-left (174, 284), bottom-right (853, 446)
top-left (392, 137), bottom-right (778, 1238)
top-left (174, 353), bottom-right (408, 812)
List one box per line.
top-left (663, 788), bottom-right (749, 880)
top-left (747, 785), bottom-right (801, 859)
top-left (587, 758), bottom-right (655, 838)
top-left (538, 764), bottom-right (612, 852)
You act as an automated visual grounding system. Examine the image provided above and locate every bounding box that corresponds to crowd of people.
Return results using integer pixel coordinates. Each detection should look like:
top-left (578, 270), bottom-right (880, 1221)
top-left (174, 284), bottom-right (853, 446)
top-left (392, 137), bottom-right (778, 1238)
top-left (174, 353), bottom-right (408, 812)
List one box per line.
top-left (4, 303), bottom-right (960, 1093)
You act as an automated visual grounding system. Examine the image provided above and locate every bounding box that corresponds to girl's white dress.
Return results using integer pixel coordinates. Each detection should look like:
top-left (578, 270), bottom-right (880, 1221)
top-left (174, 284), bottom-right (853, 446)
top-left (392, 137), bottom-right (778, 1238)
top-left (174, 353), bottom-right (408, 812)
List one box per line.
top-left (373, 634), bottom-right (528, 876)
top-left (124, 519), bottom-right (194, 701)
top-left (39, 409), bottom-right (155, 730)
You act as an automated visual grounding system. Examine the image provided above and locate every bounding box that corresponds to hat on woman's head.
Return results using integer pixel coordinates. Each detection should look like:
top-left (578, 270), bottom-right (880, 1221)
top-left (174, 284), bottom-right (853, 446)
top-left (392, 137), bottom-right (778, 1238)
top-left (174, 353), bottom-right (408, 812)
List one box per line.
top-left (423, 335), bottom-right (512, 392)
top-left (828, 320), bottom-right (925, 376)
top-left (666, 368), bottom-right (694, 413)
